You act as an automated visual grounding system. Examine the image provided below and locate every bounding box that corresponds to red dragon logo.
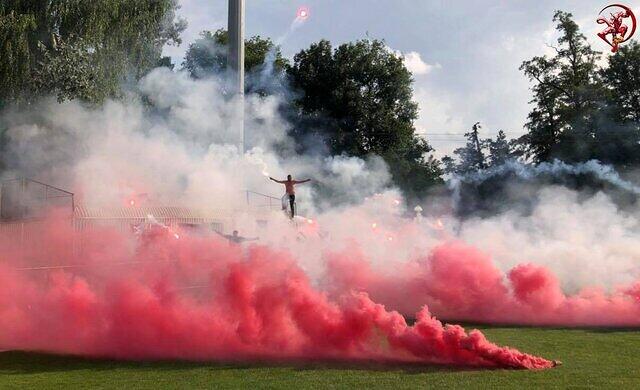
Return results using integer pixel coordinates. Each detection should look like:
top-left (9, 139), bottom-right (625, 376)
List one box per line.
top-left (597, 4), bottom-right (637, 52)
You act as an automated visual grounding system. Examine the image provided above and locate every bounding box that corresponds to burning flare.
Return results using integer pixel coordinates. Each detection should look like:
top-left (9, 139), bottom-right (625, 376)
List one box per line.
top-left (296, 6), bottom-right (310, 21)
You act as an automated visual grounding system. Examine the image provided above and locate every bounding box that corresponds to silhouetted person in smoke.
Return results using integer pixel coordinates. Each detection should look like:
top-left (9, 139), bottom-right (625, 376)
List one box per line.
top-left (269, 175), bottom-right (311, 218)
top-left (217, 230), bottom-right (259, 245)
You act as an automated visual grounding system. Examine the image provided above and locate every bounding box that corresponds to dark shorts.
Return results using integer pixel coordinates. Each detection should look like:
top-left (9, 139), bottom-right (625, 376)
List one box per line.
top-left (288, 194), bottom-right (295, 216)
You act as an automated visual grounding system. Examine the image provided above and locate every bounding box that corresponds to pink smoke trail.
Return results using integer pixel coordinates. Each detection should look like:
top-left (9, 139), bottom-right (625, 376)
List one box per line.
top-left (0, 218), bottom-right (553, 369)
top-left (327, 242), bottom-right (640, 326)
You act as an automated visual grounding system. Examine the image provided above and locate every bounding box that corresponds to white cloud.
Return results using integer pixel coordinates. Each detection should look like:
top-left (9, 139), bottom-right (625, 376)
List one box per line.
top-left (385, 46), bottom-right (440, 76)
top-left (403, 52), bottom-right (440, 75)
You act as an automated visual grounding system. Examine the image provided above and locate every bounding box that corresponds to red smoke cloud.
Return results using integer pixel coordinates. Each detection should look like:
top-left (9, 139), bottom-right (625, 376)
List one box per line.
top-left (0, 219), bottom-right (553, 369)
top-left (327, 243), bottom-right (640, 326)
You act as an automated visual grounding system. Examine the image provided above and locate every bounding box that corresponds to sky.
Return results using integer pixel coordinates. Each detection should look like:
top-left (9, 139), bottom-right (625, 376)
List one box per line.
top-left (164, 0), bottom-right (640, 156)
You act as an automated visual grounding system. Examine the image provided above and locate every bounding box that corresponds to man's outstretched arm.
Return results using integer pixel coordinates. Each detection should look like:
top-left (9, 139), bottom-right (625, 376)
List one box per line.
top-left (214, 231), bottom-right (231, 240)
top-left (269, 177), bottom-right (285, 184)
top-left (294, 179), bottom-right (312, 184)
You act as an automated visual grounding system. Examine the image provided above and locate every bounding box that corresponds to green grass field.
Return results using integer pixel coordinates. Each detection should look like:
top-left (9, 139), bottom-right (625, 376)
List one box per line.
top-left (1, 325), bottom-right (639, 389)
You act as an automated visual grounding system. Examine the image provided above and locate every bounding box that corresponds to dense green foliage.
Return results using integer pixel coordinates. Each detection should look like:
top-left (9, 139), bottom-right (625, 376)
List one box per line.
top-left (602, 41), bottom-right (640, 123)
top-left (0, 0), bottom-right (186, 105)
top-left (287, 39), bottom-right (442, 198)
top-left (443, 11), bottom-right (640, 174)
top-left (2, 326), bottom-right (640, 388)
top-left (182, 29), bottom-right (287, 79)
top-left (185, 35), bottom-right (445, 197)
top-left (442, 124), bottom-right (520, 174)
top-left (517, 11), bottom-right (640, 167)
top-left (182, 29), bottom-right (288, 97)
top-left (519, 11), bottom-right (603, 163)
top-left (442, 122), bottom-right (486, 174)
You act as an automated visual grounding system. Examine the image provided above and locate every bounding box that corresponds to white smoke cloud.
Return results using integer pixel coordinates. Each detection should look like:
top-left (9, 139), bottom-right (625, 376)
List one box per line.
top-left (3, 62), bottom-right (640, 307)
top-left (459, 186), bottom-right (640, 291)
top-left (0, 66), bottom-right (392, 215)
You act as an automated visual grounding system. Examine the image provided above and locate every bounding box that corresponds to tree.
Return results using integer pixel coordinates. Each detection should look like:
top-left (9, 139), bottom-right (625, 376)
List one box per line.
top-left (0, 8), bottom-right (35, 106)
top-left (32, 37), bottom-right (103, 103)
top-left (443, 123), bottom-right (487, 175)
top-left (519, 11), bottom-right (603, 163)
top-left (602, 40), bottom-right (640, 123)
top-left (182, 29), bottom-right (287, 80)
top-left (157, 56), bottom-right (176, 71)
top-left (0, 0), bottom-right (186, 105)
top-left (443, 125), bottom-right (520, 175)
top-left (487, 130), bottom-right (516, 167)
top-left (286, 39), bottom-right (442, 198)
top-left (590, 40), bottom-right (640, 168)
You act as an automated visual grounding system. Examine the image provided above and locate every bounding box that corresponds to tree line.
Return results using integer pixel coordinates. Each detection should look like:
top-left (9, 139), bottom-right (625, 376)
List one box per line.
top-left (1, 5), bottom-right (639, 199)
top-left (444, 11), bottom-right (640, 175)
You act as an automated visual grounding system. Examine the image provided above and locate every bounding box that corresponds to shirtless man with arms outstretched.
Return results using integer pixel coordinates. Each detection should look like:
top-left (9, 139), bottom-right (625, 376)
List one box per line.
top-left (269, 175), bottom-right (311, 218)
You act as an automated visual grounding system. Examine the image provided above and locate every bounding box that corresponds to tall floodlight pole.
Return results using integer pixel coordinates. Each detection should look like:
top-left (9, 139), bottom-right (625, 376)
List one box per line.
top-left (228, 0), bottom-right (245, 152)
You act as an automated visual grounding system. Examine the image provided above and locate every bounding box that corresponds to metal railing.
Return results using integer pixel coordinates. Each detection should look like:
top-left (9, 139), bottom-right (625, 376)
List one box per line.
top-left (1, 178), bottom-right (74, 221)
top-left (245, 190), bottom-right (281, 211)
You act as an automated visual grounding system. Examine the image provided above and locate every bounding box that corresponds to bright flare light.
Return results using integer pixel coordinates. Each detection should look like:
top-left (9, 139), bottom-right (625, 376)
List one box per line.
top-left (371, 223), bottom-right (378, 229)
top-left (297, 6), bottom-right (310, 20)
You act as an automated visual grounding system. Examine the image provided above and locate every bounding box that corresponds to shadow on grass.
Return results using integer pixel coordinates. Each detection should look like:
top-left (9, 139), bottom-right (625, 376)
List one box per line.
top-left (0, 350), bottom-right (494, 376)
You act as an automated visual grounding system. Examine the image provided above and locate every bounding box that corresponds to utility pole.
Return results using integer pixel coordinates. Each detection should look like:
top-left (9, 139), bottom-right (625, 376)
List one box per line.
top-left (228, 0), bottom-right (245, 152)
